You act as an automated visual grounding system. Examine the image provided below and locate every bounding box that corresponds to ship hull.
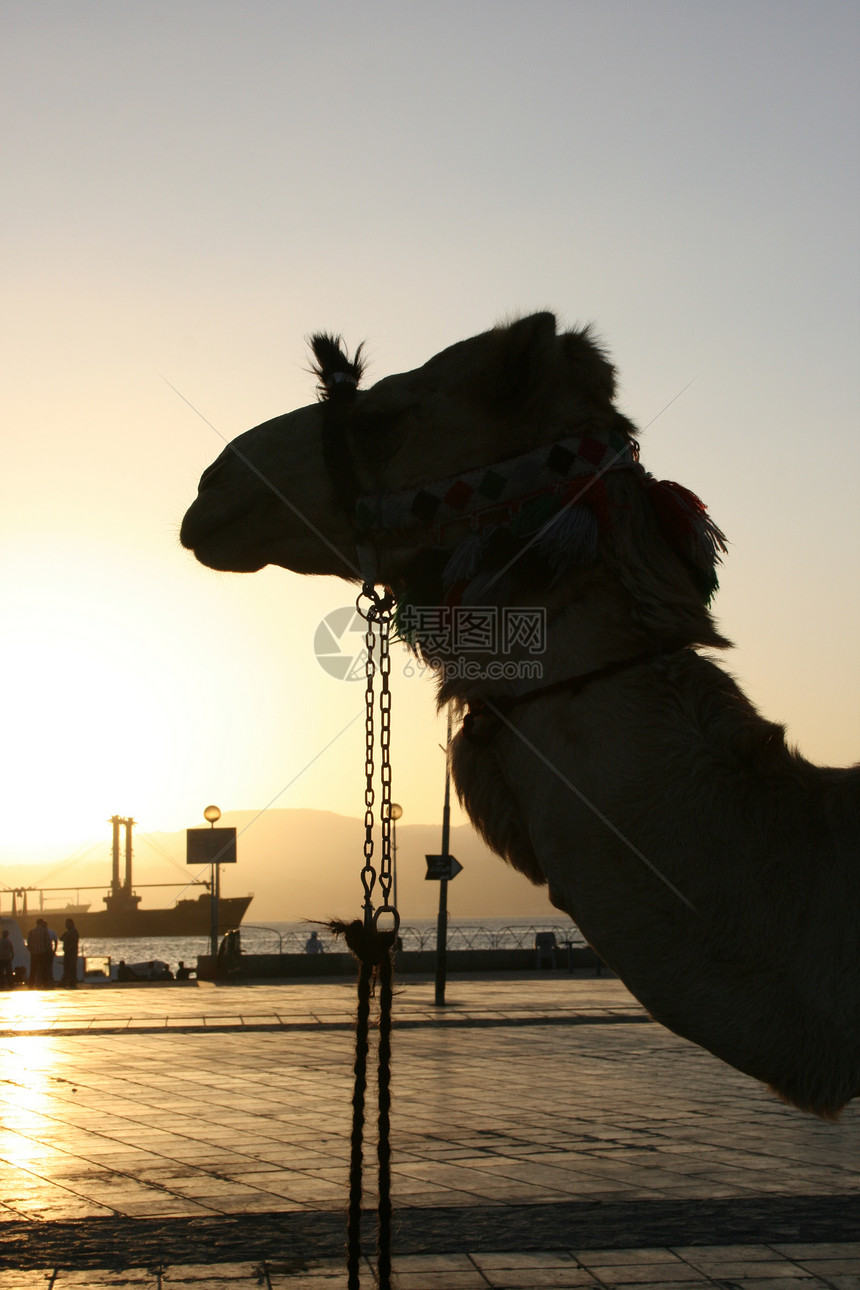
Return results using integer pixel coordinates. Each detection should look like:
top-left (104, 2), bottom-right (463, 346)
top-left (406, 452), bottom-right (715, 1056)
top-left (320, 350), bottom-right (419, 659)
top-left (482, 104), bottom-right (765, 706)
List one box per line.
top-left (13, 895), bottom-right (253, 939)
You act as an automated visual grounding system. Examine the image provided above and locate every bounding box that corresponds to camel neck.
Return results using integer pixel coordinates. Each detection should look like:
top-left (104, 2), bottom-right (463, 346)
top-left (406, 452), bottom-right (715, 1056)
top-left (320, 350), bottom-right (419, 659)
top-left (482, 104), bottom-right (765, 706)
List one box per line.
top-left (461, 644), bottom-right (693, 743)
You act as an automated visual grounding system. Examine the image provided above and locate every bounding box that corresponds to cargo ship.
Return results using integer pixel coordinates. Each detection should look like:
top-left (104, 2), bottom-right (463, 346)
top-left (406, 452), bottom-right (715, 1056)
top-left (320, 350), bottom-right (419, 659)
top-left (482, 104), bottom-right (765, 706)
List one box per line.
top-left (5, 816), bottom-right (252, 938)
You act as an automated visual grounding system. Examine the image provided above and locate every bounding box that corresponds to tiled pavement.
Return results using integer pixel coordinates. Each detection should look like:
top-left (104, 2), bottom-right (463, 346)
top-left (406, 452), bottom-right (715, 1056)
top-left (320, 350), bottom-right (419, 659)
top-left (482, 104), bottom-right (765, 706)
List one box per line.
top-left (1, 975), bottom-right (858, 1288)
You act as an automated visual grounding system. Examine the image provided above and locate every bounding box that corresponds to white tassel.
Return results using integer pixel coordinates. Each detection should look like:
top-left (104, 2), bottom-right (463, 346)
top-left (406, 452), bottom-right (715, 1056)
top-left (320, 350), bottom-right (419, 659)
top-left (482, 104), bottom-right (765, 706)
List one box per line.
top-left (442, 534), bottom-right (485, 587)
top-left (460, 568), bottom-right (512, 606)
top-left (535, 504), bottom-right (598, 571)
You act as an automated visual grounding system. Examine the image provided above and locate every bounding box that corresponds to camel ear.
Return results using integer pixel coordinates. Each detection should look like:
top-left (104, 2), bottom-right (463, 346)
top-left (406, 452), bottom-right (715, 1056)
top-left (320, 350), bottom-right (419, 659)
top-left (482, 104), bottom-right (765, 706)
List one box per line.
top-left (309, 333), bottom-right (366, 401)
top-left (495, 312), bottom-right (558, 406)
top-left (562, 327), bottom-right (617, 403)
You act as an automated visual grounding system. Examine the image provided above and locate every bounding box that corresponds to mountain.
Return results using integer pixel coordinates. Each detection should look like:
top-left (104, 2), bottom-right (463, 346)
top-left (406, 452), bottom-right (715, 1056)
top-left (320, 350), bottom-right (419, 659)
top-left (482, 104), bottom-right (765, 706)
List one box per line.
top-left (157, 808), bottom-right (556, 923)
top-left (1, 809), bottom-right (556, 923)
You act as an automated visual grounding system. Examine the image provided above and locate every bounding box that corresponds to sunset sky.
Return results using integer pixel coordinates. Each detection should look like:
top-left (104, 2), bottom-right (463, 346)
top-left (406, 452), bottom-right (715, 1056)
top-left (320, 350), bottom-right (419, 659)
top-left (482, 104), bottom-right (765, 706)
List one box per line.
top-left (2, 1), bottom-right (858, 884)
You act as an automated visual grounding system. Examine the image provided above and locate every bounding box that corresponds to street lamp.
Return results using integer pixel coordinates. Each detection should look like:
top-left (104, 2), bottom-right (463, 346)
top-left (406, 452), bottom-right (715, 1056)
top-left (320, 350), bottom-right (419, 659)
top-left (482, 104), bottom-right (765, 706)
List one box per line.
top-left (389, 803), bottom-right (403, 910)
top-left (204, 805), bottom-right (221, 957)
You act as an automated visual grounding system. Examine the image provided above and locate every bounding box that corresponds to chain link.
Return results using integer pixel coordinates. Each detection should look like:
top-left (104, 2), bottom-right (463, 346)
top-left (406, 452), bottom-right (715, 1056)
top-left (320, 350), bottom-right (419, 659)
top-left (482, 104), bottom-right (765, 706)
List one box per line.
top-left (361, 591), bottom-right (377, 923)
top-left (356, 583), bottom-right (398, 932)
top-left (377, 599), bottom-right (393, 914)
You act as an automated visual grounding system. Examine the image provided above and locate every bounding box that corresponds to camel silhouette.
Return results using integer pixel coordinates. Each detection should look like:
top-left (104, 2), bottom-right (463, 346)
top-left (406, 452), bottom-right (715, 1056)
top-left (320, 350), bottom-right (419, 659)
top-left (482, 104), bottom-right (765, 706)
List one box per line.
top-left (182, 312), bottom-right (859, 1117)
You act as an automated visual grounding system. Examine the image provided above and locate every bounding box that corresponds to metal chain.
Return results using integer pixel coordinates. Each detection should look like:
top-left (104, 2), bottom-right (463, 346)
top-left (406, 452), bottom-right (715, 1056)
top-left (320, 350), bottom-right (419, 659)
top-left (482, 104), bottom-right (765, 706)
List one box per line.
top-left (356, 583), bottom-right (398, 933)
top-left (377, 598), bottom-right (394, 918)
top-left (360, 585), bottom-right (378, 928)
top-left (349, 582), bottom-right (399, 1290)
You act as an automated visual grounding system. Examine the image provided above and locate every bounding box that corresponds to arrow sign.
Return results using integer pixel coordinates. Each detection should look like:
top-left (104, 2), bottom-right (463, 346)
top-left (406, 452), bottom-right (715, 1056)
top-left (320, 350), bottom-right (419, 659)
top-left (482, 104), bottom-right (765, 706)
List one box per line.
top-left (425, 854), bottom-right (463, 881)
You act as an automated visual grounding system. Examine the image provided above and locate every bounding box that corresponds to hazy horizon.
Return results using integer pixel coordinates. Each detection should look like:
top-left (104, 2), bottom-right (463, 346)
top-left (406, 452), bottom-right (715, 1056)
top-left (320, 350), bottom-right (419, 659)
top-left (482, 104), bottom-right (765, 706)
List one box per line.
top-left (0, 803), bottom-right (556, 923)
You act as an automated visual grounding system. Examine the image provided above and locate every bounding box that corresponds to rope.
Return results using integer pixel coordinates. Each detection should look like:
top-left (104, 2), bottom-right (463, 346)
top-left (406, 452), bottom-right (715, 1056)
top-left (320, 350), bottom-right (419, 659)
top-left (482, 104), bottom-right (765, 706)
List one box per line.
top-left (331, 918), bottom-right (398, 1290)
top-left (347, 948), bottom-right (372, 1290)
top-left (376, 944), bottom-right (394, 1286)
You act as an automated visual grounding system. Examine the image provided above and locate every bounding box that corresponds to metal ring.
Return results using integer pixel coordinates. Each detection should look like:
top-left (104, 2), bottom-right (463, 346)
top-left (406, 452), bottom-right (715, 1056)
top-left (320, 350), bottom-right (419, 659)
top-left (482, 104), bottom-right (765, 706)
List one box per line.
top-left (373, 905), bottom-right (400, 935)
top-left (356, 584), bottom-right (377, 621)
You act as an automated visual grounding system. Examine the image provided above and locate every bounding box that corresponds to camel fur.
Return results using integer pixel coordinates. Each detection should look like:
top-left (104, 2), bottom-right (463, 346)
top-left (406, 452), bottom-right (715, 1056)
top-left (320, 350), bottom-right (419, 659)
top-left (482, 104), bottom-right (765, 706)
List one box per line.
top-left (181, 312), bottom-right (860, 1117)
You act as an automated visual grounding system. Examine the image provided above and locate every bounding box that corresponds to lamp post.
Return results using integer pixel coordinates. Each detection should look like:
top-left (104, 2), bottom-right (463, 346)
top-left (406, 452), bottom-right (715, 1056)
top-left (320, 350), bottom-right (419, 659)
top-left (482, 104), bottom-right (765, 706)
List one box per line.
top-left (389, 803), bottom-right (403, 910)
top-left (204, 804), bottom-right (221, 958)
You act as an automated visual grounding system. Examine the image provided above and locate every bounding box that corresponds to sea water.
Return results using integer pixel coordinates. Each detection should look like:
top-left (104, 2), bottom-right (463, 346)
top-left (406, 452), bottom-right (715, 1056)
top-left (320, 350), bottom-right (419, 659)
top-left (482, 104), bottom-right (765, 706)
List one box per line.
top-left (76, 915), bottom-right (585, 974)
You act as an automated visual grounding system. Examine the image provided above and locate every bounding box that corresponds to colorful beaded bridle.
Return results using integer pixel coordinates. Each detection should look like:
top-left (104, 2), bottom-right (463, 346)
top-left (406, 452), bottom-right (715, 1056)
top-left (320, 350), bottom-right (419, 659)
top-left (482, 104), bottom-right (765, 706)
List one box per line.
top-left (356, 431), bottom-right (726, 612)
top-left (313, 333), bottom-right (727, 612)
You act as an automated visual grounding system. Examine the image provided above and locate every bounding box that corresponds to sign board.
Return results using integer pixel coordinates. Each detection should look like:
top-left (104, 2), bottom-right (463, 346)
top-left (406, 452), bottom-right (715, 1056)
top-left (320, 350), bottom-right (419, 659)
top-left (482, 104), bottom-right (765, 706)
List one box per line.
top-left (186, 827), bottom-right (238, 865)
top-left (424, 854), bottom-right (463, 881)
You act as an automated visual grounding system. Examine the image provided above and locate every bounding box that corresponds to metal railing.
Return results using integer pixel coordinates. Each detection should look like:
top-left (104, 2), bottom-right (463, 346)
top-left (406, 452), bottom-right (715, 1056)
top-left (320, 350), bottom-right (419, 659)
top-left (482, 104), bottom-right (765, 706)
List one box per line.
top-left (238, 923), bottom-right (585, 955)
top-left (241, 924), bottom-right (284, 953)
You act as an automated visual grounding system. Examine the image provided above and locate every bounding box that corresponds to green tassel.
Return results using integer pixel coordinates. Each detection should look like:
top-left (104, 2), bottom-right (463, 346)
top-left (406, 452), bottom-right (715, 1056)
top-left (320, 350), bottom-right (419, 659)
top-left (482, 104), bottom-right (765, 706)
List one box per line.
top-left (509, 494), bottom-right (560, 538)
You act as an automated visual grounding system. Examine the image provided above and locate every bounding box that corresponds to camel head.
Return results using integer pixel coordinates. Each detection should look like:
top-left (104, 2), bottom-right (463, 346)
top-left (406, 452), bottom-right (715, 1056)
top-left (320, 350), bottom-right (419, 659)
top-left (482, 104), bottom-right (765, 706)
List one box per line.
top-left (181, 312), bottom-right (727, 653)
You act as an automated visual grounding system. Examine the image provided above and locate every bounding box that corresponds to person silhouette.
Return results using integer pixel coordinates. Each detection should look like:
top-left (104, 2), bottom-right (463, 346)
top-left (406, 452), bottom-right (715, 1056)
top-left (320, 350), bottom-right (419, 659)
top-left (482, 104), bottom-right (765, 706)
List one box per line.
top-left (0, 929), bottom-right (14, 988)
top-left (61, 918), bottom-right (79, 988)
top-left (27, 919), bottom-right (54, 988)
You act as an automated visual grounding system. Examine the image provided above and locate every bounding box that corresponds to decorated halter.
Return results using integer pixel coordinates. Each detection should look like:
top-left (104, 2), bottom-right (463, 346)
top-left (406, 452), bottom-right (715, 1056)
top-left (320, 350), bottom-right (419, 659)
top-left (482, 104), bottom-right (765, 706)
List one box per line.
top-left (310, 332), bottom-right (727, 612)
top-left (354, 431), bottom-right (726, 611)
top-left (355, 429), bottom-right (632, 540)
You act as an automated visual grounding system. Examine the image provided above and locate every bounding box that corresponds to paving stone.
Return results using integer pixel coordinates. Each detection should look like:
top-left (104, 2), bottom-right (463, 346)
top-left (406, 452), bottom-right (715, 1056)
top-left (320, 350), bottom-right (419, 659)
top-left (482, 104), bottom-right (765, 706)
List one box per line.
top-left (576, 1250), bottom-right (689, 1266)
top-left (54, 1274), bottom-right (158, 1285)
top-left (711, 1279), bottom-right (822, 1287)
top-left (680, 1259), bottom-right (810, 1278)
top-left (267, 1255), bottom-right (372, 1287)
top-left (672, 1243), bottom-right (784, 1262)
top-left (576, 1261), bottom-right (696, 1285)
top-left (480, 1270), bottom-right (598, 1287)
top-left (0, 1276), bottom-right (56, 1290)
top-left (161, 1281), bottom-right (260, 1289)
top-left (267, 1279), bottom-right (347, 1289)
top-left (386, 1273), bottom-right (489, 1289)
top-left (393, 1254), bottom-right (478, 1271)
top-left (794, 1258), bottom-right (860, 1275)
top-left (161, 1263), bottom-right (266, 1282)
top-left (774, 1243), bottom-right (860, 1258)
top-left (472, 1252), bottom-right (579, 1268)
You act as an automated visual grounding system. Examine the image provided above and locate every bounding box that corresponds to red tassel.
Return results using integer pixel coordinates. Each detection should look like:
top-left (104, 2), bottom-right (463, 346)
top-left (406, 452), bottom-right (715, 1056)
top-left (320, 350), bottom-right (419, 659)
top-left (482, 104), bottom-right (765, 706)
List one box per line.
top-left (564, 475), bottom-right (612, 531)
top-left (646, 478), bottom-right (705, 550)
